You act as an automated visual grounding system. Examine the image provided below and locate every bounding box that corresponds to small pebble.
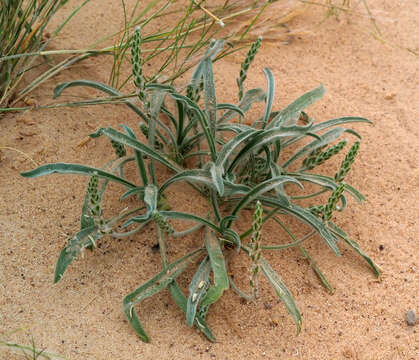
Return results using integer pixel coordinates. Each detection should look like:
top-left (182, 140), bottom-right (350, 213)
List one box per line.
top-left (406, 309), bottom-right (417, 326)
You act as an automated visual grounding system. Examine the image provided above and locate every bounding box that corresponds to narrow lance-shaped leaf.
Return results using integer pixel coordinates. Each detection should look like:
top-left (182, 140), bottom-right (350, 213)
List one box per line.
top-left (21, 163), bottom-right (136, 189)
top-left (200, 230), bottom-right (229, 308)
top-left (290, 173), bottom-right (366, 204)
top-left (284, 117), bottom-right (372, 148)
top-left (215, 128), bottom-right (260, 170)
top-left (282, 128), bottom-right (347, 169)
top-left (156, 218), bottom-right (214, 340)
top-left (186, 256), bottom-right (211, 326)
top-left (285, 204), bottom-right (340, 255)
top-left (210, 162), bottom-right (224, 196)
top-left (327, 221), bottom-right (381, 277)
top-left (217, 122), bottom-right (253, 134)
top-left (167, 281), bottom-right (215, 342)
top-left (260, 257), bottom-right (302, 334)
top-left (143, 184), bottom-right (159, 214)
top-left (231, 176), bottom-right (303, 217)
top-left (159, 169), bottom-right (215, 194)
top-left (120, 124), bottom-right (148, 186)
top-left (298, 245), bottom-right (334, 294)
top-left (159, 211), bottom-right (221, 233)
top-left (100, 127), bottom-right (182, 173)
top-left (216, 103), bottom-right (245, 117)
top-left (218, 88), bottom-right (265, 124)
top-left (123, 248), bottom-right (204, 342)
top-left (54, 225), bottom-right (98, 283)
top-left (169, 91), bottom-right (217, 161)
top-left (158, 169), bottom-right (251, 197)
top-left (53, 80), bottom-right (148, 121)
top-left (269, 161), bottom-right (290, 207)
top-left (259, 196), bottom-right (340, 255)
top-left (147, 88), bottom-right (167, 184)
top-left (227, 126), bottom-right (317, 174)
top-left (202, 56), bottom-right (217, 141)
top-left (267, 84), bottom-right (325, 129)
top-left (121, 187), bottom-right (145, 201)
top-left (260, 67), bottom-right (274, 129)
top-left (311, 116), bottom-right (372, 133)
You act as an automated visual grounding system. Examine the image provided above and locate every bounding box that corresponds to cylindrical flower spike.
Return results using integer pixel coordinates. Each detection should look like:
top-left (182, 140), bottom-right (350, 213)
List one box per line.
top-left (335, 141), bottom-right (360, 183)
top-left (131, 27), bottom-right (150, 112)
top-left (249, 200), bottom-right (263, 300)
top-left (110, 140), bottom-right (126, 158)
top-left (152, 211), bottom-right (174, 235)
top-left (324, 184), bottom-right (345, 220)
top-left (304, 140), bottom-right (347, 170)
top-left (237, 36), bottom-right (262, 101)
top-left (87, 172), bottom-right (113, 235)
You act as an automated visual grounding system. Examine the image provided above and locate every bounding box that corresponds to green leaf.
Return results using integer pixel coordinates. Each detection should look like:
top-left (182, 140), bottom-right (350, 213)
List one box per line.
top-left (290, 173), bottom-right (337, 191)
top-left (200, 230), bottom-right (229, 308)
top-left (260, 257), bottom-right (302, 334)
top-left (144, 184), bottom-right (159, 213)
top-left (217, 122), bottom-right (253, 134)
top-left (159, 169), bottom-right (214, 194)
top-left (170, 92), bottom-right (217, 161)
top-left (21, 163), bottom-right (136, 189)
top-left (290, 173), bottom-right (365, 203)
top-left (120, 124), bottom-right (148, 186)
top-left (327, 221), bottom-right (381, 277)
top-left (215, 128), bottom-right (259, 170)
top-left (227, 126), bottom-right (316, 174)
top-left (218, 88), bottom-right (265, 124)
top-left (210, 162), bottom-right (224, 196)
top-left (268, 85), bottom-right (325, 129)
top-left (120, 187), bottom-right (145, 201)
top-left (260, 197), bottom-right (340, 255)
top-left (147, 88), bottom-right (167, 168)
top-left (311, 116), bottom-right (372, 134)
top-left (284, 204), bottom-right (340, 255)
top-left (123, 248), bottom-right (203, 342)
top-left (203, 39), bottom-right (225, 60)
top-left (283, 117), bottom-right (372, 148)
top-left (282, 128), bottom-right (347, 169)
top-left (159, 211), bottom-right (221, 233)
top-left (269, 161), bottom-right (290, 207)
top-left (54, 225), bottom-right (98, 283)
top-left (186, 257), bottom-right (211, 326)
top-left (54, 80), bottom-right (119, 99)
top-left (53, 80), bottom-right (147, 120)
top-left (260, 67), bottom-right (274, 129)
top-left (168, 281), bottom-right (215, 342)
top-left (202, 56), bottom-right (217, 140)
top-left (221, 228), bottom-right (241, 251)
top-left (298, 245), bottom-right (334, 294)
top-left (122, 186), bottom-right (158, 227)
top-left (231, 176), bottom-right (303, 217)
top-left (100, 127), bottom-right (182, 173)
top-left (216, 103), bottom-right (245, 118)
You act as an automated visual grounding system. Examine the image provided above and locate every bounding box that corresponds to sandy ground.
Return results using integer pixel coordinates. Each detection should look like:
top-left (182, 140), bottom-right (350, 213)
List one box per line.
top-left (1, 1), bottom-right (418, 359)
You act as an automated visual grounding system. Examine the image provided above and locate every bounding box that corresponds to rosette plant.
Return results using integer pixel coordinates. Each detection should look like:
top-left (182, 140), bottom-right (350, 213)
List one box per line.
top-left (21, 31), bottom-right (380, 342)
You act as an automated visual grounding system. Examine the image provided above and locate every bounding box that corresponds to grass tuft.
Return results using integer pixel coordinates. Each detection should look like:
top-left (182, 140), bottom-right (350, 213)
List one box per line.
top-left (0, 0), bottom-right (70, 106)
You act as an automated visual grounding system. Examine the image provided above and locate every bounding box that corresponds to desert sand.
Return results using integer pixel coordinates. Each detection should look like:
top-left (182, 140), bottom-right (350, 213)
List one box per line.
top-left (1, 1), bottom-right (418, 359)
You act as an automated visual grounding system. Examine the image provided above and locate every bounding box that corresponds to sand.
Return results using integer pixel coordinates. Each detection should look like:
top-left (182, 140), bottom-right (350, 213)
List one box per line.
top-left (1, 1), bottom-right (418, 359)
